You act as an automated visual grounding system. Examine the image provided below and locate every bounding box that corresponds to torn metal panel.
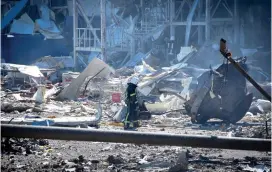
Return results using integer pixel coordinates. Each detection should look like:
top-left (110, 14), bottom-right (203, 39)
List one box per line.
top-left (57, 57), bottom-right (115, 100)
top-left (2, 63), bottom-right (44, 78)
top-left (185, 60), bottom-right (253, 124)
top-left (177, 46), bottom-right (197, 62)
top-left (162, 63), bottom-right (188, 71)
top-left (124, 52), bottom-right (147, 67)
top-left (10, 13), bottom-right (34, 34)
top-left (35, 5), bottom-right (63, 39)
top-left (137, 84), bottom-right (155, 96)
top-left (113, 105), bottom-right (127, 122)
top-left (137, 70), bottom-right (173, 89)
top-left (18, 66), bottom-right (44, 78)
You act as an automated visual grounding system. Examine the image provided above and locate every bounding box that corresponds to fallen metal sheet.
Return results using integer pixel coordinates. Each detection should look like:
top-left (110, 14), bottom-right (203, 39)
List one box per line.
top-left (10, 13), bottom-right (34, 34)
top-left (137, 84), bottom-right (155, 96)
top-left (35, 5), bottom-right (63, 39)
top-left (138, 70), bottom-right (173, 89)
top-left (2, 63), bottom-right (44, 78)
top-left (142, 60), bottom-right (156, 72)
top-left (180, 66), bottom-right (209, 78)
top-left (2, 124), bottom-right (270, 151)
top-left (162, 63), bottom-right (188, 71)
top-left (18, 65), bottom-right (44, 78)
top-left (177, 46), bottom-right (197, 62)
top-left (124, 52), bottom-right (148, 67)
top-left (185, 60), bottom-right (253, 123)
top-left (113, 105), bottom-right (127, 122)
top-left (1, 104), bottom-right (102, 127)
top-left (57, 57), bottom-right (115, 100)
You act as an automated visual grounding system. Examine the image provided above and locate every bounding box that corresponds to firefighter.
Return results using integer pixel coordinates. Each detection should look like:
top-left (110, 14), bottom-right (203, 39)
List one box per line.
top-left (124, 76), bottom-right (140, 130)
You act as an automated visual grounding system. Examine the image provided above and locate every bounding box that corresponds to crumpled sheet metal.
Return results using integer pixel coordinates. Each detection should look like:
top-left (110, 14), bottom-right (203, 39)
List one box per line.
top-left (57, 57), bottom-right (115, 100)
top-left (10, 13), bottom-right (34, 35)
top-left (35, 5), bottom-right (63, 39)
top-left (2, 63), bottom-right (44, 78)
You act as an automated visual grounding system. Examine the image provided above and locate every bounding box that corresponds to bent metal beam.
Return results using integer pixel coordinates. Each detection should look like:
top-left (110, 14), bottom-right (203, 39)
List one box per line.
top-left (1, 124), bottom-right (270, 152)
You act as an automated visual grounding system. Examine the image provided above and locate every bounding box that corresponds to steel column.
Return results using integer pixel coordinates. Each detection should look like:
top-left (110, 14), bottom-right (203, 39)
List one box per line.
top-left (100, 0), bottom-right (106, 62)
top-left (73, 0), bottom-right (78, 71)
top-left (170, 0), bottom-right (175, 41)
top-left (185, 0), bottom-right (199, 46)
top-left (233, 0), bottom-right (239, 44)
top-left (197, 0), bottom-right (203, 45)
top-left (1, 124), bottom-right (271, 152)
top-left (205, 0), bottom-right (210, 41)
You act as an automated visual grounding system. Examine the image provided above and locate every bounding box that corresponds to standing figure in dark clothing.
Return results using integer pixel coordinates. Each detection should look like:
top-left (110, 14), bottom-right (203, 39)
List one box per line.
top-left (124, 76), bottom-right (140, 130)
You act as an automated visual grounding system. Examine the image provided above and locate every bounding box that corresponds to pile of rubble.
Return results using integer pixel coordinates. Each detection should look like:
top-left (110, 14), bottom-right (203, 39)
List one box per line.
top-left (1, 47), bottom-right (271, 171)
top-left (1, 41), bottom-right (271, 129)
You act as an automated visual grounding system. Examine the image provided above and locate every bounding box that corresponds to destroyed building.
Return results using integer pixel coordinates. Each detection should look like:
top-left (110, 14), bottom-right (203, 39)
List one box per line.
top-left (1, 0), bottom-right (271, 171)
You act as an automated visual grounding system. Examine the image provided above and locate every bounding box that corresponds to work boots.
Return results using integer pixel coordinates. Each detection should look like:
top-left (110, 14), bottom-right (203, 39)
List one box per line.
top-left (123, 121), bottom-right (140, 130)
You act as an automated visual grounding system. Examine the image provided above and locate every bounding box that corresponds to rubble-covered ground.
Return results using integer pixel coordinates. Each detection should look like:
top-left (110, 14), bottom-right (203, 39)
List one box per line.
top-left (1, 93), bottom-right (271, 172)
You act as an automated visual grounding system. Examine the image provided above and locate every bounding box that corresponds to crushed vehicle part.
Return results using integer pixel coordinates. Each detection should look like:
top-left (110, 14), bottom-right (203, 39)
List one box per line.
top-left (185, 58), bottom-right (253, 124)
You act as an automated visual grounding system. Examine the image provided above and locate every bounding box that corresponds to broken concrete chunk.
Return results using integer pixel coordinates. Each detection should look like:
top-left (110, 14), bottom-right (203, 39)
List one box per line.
top-left (33, 85), bottom-right (46, 104)
top-left (248, 99), bottom-right (271, 115)
top-left (168, 151), bottom-right (188, 172)
top-left (107, 155), bottom-right (125, 164)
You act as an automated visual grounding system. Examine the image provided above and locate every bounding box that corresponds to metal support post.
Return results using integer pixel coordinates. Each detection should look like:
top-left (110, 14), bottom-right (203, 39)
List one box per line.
top-left (205, 0), bottom-right (210, 41)
top-left (100, 0), bottom-right (106, 62)
top-left (233, 0), bottom-right (239, 44)
top-left (197, 0), bottom-right (203, 45)
top-left (1, 124), bottom-right (271, 152)
top-left (185, 0), bottom-right (199, 46)
top-left (170, 0), bottom-right (175, 41)
top-left (73, 0), bottom-right (78, 71)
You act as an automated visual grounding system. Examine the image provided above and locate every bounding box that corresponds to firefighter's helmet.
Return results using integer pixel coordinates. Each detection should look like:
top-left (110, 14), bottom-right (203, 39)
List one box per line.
top-left (128, 76), bottom-right (139, 85)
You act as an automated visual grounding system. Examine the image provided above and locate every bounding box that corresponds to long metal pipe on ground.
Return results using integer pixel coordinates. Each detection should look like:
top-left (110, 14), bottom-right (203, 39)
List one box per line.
top-left (1, 124), bottom-right (270, 152)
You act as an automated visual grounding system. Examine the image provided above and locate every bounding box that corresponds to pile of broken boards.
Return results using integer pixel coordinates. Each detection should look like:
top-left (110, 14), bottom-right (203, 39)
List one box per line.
top-left (0, 57), bottom-right (117, 128)
top-left (115, 46), bottom-right (271, 124)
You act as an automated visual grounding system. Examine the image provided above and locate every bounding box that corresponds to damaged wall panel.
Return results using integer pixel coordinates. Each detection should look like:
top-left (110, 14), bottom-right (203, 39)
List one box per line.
top-left (57, 57), bottom-right (115, 100)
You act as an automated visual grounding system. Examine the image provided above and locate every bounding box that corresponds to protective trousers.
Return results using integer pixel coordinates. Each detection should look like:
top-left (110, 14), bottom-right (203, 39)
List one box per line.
top-left (124, 83), bottom-right (139, 129)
